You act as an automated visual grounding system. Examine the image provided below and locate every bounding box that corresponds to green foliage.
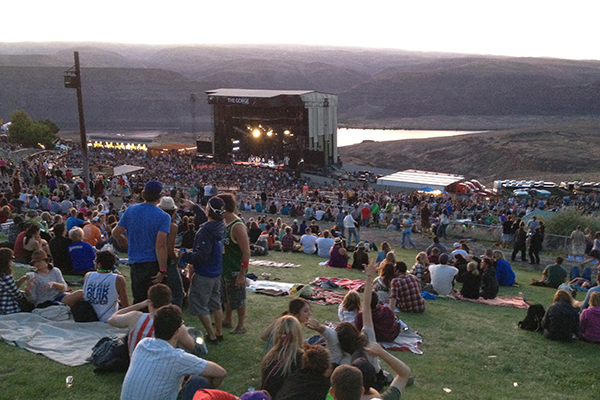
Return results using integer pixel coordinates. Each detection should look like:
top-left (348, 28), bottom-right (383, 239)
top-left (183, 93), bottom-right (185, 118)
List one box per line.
top-left (544, 209), bottom-right (600, 236)
top-left (8, 109), bottom-right (59, 149)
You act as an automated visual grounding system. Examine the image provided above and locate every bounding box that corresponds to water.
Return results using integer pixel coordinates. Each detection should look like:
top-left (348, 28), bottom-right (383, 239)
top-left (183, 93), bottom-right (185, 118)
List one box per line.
top-left (337, 128), bottom-right (484, 147)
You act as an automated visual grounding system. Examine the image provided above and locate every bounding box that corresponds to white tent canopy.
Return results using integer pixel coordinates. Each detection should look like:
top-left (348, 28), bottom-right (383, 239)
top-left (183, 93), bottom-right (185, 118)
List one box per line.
top-left (377, 169), bottom-right (464, 191)
top-left (113, 164), bottom-right (145, 176)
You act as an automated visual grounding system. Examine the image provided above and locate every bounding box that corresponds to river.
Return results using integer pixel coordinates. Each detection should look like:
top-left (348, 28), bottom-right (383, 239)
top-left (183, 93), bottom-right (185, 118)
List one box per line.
top-left (337, 128), bottom-right (484, 147)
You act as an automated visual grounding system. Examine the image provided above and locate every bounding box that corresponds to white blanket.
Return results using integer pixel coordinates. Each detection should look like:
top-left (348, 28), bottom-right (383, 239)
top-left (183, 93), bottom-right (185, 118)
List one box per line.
top-left (246, 280), bottom-right (296, 292)
top-left (0, 313), bottom-right (128, 366)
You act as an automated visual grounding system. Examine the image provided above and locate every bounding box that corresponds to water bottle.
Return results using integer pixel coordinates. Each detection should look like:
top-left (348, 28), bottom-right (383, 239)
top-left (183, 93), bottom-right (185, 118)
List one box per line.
top-left (65, 376), bottom-right (73, 388)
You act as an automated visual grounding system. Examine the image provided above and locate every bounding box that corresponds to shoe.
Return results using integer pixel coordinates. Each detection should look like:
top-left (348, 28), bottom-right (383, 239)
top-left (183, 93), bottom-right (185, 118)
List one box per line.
top-left (230, 327), bottom-right (247, 335)
top-left (222, 322), bottom-right (233, 329)
top-left (207, 337), bottom-right (220, 345)
top-left (216, 335), bottom-right (224, 342)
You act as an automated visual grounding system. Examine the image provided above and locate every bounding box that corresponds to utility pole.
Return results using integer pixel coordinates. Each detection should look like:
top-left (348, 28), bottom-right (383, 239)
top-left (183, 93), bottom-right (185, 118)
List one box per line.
top-left (190, 93), bottom-right (197, 134)
top-left (64, 51), bottom-right (90, 190)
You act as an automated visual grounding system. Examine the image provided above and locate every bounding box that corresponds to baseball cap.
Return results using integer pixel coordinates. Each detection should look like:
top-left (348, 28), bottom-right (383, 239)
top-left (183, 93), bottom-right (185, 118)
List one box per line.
top-left (454, 242), bottom-right (460, 248)
top-left (144, 180), bottom-right (163, 196)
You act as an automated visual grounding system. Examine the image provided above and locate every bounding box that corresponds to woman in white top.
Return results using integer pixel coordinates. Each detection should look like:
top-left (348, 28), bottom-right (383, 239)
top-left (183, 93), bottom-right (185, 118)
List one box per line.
top-left (24, 250), bottom-right (80, 308)
top-left (338, 290), bottom-right (361, 323)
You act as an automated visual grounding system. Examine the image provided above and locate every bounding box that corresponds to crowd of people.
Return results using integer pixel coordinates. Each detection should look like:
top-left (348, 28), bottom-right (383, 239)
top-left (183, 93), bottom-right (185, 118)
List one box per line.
top-left (1, 144), bottom-right (600, 399)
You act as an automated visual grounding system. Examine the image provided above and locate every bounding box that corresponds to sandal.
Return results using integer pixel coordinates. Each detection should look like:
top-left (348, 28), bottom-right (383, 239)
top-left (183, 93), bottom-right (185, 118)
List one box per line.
top-left (230, 327), bottom-right (247, 335)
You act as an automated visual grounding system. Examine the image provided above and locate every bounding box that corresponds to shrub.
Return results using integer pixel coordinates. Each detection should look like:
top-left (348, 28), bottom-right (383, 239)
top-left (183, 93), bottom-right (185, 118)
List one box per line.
top-left (544, 209), bottom-right (600, 236)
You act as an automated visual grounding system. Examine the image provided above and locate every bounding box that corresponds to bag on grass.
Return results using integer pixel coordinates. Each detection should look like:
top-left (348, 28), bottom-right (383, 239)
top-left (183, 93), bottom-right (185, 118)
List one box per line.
top-left (91, 335), bottom-right (129, 374)
top-left (518, 304), bottom-right (545, 332)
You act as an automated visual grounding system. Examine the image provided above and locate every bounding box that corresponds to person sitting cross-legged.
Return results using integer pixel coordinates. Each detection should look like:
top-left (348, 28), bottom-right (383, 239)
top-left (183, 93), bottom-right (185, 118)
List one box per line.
top-left (120, 304), bottom-right (227, 400)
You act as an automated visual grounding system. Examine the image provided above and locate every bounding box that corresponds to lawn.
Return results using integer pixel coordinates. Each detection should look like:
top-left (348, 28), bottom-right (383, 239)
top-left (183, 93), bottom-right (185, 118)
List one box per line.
top-left (2, 247), bottom-right (598, 400)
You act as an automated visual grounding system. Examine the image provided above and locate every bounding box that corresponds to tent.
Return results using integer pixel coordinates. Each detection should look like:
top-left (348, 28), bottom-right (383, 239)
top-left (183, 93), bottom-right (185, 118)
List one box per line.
top-left (418, 186), bottom-right (434, 192)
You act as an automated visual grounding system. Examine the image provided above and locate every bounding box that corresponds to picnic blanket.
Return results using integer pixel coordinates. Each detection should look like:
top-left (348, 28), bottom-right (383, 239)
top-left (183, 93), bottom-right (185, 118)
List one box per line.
top-left (247, 280), bottom-right (296, 293)
top-left (311, 277), bottom-right (365, 291)
top-left (0, 313), bottom-right (128, 366)
top-left (249, 259), bottom-right (300, 268)
top-left (305, 288), bottom-right (346, 305)
top-left (381, 328), bottom-right (423, 355)
top-left (453, 294), bottom-right (529, 309)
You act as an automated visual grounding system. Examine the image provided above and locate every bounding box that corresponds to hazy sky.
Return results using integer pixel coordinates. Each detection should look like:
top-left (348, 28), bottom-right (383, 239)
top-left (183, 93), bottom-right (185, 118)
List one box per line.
top-left (3, 0), bottom-right (598, 60)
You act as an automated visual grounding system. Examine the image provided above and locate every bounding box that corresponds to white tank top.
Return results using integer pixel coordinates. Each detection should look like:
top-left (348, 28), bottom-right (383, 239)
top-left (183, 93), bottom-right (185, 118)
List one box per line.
top-left (83, 272), bottom-right (119, 322)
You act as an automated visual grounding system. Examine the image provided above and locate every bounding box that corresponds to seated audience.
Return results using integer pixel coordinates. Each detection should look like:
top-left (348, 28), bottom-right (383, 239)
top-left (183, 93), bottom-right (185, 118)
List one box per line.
top-left (300, 228), bottom-right (317, 254)
top-left (425, 236), bottom-right (447, 256)
top-left (355, 290), bottom-right (401, 342)
top-left (457, 261), bottom-right (481, 299)
top-left (410, 252), bottom-right (430, 288)
top-left (531, 257), bottom-right (567, 288)
top-left (24, 250), bottom-right (80, 308)
top-left (541, 289), bottom-right (579, 342)
top-left (375, 241), bottom-right (392, 264)
top-left (428, 247), bottom-right (441, 265)
top-left (120, 305), bottom-right (227, 400)
top-left (480, 257), bottom-right (499, 300)
top-left (493, 250), bottom-right (516, 286)
top-left (315, 230), bottom-right (335, 258)
top-left (338, 290), bottom-right (361, 323)
top-left (261, 298), bottom-right (312, 352)
top-left (0, 248), bottom-right (28, 314)
top-left (261, 315), bottom-right (304, 399)
top-left (68, 226), bottom-right (96, 274)
top-left (108, 284), bottom-right (195, 355)
top-left (351, 242), bottom-right (369, 270)
top-left (281, 226), bottom-right (301, 252)
top-left (373, 262), bottom-right (395, 304)
top-left (580, 292), bottom-right (600, 343)
top-left (580, 274), bottom-right (600, 311)
top-left (276, 344), bottom-right (332, 400)
top-left (327, 237), bottom-right (349, 268)
top-left (428, 253), bottom-right (458, 295)
top-left (389, 261), bottom-right (425, 313)
top-left (48, 223), bottom-right (73, 274)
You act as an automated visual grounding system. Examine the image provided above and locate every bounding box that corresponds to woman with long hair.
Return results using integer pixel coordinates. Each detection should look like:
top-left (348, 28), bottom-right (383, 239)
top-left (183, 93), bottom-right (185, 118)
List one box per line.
top-left (374, 262), bottom-right (395, 304)
top-left (260, 298), bottom-right (312, 352)
top-left (375, 241), bottom-right (391, 264)
top-left (24, 250), bottom-right (80, 308)
top-left (338, 290), bottom-right (361, 323)
top-left (411, 251), bottom-right (430, 288)
top-left (541, 289), bottom-right (579, 342)
top-left (261, 315), bottom-right (304, 399)
top-left (457, 261), bottom-right (481, 299)
top-left (23, 225), bottom-right (49, 263)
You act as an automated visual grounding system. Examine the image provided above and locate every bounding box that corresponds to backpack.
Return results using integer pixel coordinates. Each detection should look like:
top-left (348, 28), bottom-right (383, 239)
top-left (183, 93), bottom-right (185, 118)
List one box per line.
top-left (91, 335), bottom-right (130, 374)
top-left (518, 304), bottom-right (545, 332)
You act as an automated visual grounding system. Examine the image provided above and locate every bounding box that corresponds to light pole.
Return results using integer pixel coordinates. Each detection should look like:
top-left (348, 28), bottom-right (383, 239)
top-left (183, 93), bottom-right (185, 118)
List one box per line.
top-left (64, 51), bottom-right (90, 191)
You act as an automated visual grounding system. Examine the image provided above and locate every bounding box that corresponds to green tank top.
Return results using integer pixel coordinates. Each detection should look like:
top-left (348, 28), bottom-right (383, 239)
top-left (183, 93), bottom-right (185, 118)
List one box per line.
top-left (222, 218), bottom-right (245, 277)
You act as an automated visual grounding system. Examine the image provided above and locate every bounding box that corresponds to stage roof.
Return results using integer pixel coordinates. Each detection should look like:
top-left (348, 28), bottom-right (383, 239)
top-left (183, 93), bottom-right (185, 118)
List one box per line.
top-left (206, 89), bottom-right (315, 98)
top-left (377, 169), bottom-right (464, 191)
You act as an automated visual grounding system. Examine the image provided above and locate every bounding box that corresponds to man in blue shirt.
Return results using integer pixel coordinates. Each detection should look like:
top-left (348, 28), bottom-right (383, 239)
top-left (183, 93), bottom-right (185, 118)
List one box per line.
top-left (113, 180), bottom-right (171, 303)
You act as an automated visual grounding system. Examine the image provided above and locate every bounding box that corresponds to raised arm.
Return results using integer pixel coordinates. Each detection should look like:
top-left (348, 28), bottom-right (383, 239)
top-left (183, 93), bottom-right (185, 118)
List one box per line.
top-left (363, 260), bottom-right (376, 330)
top-left (364, 342), bottom-right (411, 392)
top-left (107, 299), bottom-right (148, 329)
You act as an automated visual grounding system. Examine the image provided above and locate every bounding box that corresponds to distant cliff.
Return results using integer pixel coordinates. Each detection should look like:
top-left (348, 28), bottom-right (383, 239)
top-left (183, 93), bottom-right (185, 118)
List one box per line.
top-left (1, 43), bottom-right (599, 131)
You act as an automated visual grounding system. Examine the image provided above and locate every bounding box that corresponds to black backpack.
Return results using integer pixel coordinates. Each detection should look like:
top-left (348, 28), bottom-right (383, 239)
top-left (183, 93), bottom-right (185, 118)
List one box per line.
top-left (518, 304), bottom-right (546, 332)
top-left (91, 336), bottom-right (130, 374)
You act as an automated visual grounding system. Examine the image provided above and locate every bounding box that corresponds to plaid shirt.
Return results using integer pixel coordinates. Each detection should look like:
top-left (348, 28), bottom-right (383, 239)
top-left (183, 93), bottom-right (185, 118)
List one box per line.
top-left (391, 273), bottom-right (425, 312)
top-left (281, 233), bottom-right (299, 252)
top-left (411, 263), bottom-right (426, 287)
top-left (0, 274), bottom-right (24, 315)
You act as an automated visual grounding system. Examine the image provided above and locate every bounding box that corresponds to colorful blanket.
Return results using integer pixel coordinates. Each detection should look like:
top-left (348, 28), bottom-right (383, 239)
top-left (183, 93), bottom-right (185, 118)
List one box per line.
top-left (453, 294), bottom-right (529, 309)
top-left (305, 288), bottom-right (347, 305)
top-left (381, 328), bottom-right (423, 355)
top-left (311, 277), bottom-right (365, 291)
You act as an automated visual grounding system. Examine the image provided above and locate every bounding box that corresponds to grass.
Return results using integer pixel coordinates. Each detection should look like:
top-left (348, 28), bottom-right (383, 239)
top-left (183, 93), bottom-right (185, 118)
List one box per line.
top-left (3, 248), bottom-right (599, 400)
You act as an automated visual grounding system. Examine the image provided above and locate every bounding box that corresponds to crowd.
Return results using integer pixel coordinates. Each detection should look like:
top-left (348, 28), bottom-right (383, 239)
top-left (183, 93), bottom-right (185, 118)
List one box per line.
top-left (0, 144), bottom-right (600, 399)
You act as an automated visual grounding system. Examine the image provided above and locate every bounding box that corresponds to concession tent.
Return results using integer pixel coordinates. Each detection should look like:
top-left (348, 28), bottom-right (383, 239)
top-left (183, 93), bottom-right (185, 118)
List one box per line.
top-left (377, 169), bottom-right (464, 192)
top-left (90, 164), bottom-right (145, 176)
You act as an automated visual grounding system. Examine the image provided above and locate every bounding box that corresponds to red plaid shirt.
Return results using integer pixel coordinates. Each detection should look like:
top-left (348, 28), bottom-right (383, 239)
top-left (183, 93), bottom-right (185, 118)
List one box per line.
top-left (391, 273), bottom-right (425, 312)
top-left (281, 233), bottom-right (299, 252)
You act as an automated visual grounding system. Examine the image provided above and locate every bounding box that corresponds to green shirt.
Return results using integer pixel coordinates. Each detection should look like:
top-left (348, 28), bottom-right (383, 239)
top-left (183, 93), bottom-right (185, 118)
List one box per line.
top-left (544, 264), bottom-right (567, 288)
top-left (222, 218), bottom-right (245, 277)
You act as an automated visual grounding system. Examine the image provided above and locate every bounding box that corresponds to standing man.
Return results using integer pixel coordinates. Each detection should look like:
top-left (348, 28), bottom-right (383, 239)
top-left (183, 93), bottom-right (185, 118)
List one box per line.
top-left (344, 210), bottom-right (359, 247)
top-left (570, 225), bottom-right (586, 262)
top-left (401, 213), bottom-right (417, 249)
top-left (218, 193), bottom-right (250, 335)
top-left (113, 180), bottom-right (170, 304)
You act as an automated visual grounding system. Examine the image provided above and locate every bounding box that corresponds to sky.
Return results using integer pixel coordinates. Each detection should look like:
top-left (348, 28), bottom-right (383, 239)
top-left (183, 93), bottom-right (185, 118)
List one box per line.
top-left (3, 0), bottom-right (599, 60)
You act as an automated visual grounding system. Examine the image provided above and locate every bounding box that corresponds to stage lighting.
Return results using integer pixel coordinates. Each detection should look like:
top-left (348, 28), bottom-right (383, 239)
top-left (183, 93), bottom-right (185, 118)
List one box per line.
top-left (284, 130), bottom-right (290, 135)
top-left (252, 129), bottom-right (261, 138)
top-left (232, 140), bottom-right (240, 144)
top-left (267, 131), bottom-right (273, 137)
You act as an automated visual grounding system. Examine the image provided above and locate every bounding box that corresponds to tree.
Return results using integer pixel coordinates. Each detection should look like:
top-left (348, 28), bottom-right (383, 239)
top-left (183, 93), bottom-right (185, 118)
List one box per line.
top-left (7, 110), bottom-right (59, 149)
